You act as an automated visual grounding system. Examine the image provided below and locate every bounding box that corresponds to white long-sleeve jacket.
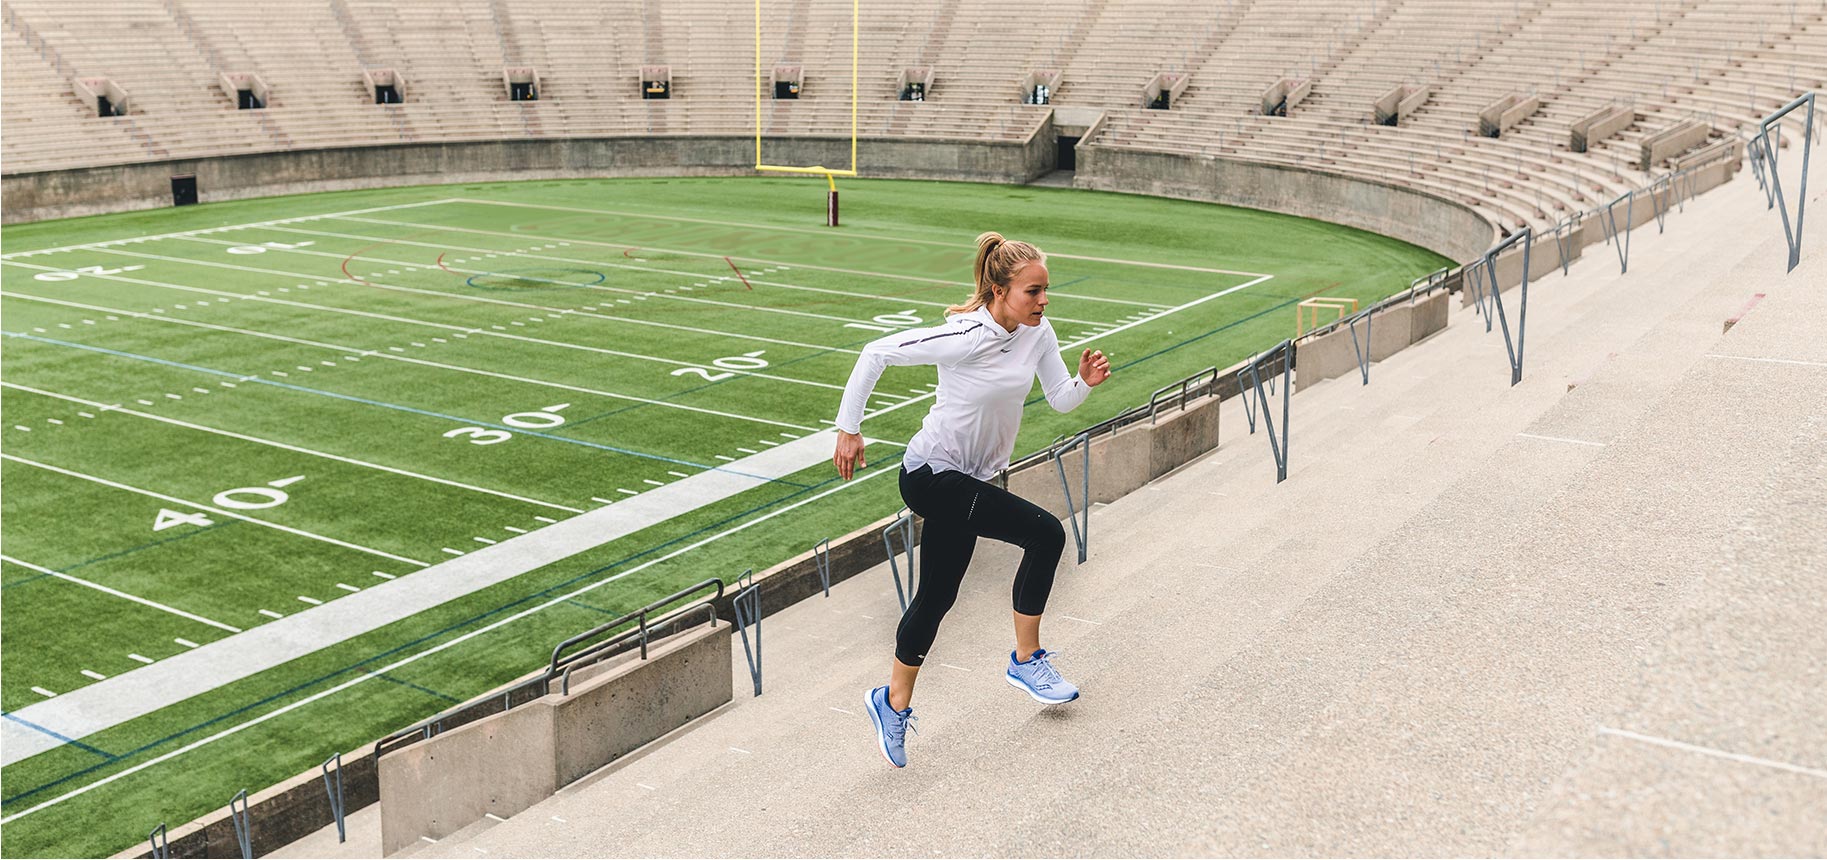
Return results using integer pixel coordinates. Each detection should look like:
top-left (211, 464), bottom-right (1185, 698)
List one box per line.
top-left (835, 307), bottom-right (1089, 481)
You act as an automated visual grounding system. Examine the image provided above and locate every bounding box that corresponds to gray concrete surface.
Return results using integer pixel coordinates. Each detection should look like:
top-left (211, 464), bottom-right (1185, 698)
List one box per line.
top-left (271, 176), bottom-right (1821, 857)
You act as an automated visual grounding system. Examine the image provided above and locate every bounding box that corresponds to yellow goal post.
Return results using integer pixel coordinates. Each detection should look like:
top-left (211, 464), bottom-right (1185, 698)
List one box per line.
top-left (755, 0), bottom-right (858, 224)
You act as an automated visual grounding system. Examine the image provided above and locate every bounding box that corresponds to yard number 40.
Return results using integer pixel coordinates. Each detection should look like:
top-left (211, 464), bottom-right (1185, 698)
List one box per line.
top-left (152, 475), bottom-right (305, 531)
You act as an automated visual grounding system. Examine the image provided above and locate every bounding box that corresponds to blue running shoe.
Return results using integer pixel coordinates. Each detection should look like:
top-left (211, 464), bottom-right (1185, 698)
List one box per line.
top-left (1006, 648), bottom-right (1079, 704)
top-left (864, 684), bottom-right (917, 767)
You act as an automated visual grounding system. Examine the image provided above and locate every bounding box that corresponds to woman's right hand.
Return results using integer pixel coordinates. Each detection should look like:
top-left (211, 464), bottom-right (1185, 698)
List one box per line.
top-left (833, 430), bottom-right (866, 481)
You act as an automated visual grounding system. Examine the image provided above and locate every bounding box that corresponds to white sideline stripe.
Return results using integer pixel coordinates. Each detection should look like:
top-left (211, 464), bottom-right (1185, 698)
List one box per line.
top-left (1598, 726), bottom-right (1827, 780)
top-left (0, 555), bottom-right (241, 633)
top-left (439, 198), bottom-right (1274, 278)
top-left (1516, 432), bottom-right (1607, 448)
top-left (279, 222), bottom-right (1107, 323)
top-left (862, 274), bottom-right (1274, 424)
top-left (0, 199), bottom-right (454, 260)
top-left (20, 249), bottom-right (856, 393)
top-left (0, 430), bottom-right (875, 771)
top-left (0, 454), bottom-right (429, 568)
top-left (0, 381), bottom-right (584, 513)
top-left (0, 285), bottom-right (819, 432)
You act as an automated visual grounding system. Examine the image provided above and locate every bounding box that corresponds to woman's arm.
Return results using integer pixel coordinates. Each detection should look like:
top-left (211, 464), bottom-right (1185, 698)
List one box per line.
top-left (1035, 326), bottom-right (1108, 413)
top-left (833, 320), bottom-right (982, 480)
top-left (834, 320), bottom-right (982, 434)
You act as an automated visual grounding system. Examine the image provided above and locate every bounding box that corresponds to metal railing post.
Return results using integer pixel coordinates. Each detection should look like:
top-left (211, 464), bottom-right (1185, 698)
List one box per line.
top-left (1243, 342), bottom-right (1293, 482)
top-left (320, 753), bottom-right (346, 844)
top-left (1480, 227), bottom-right (1534, 386)
top-left (229, 788), bottom-right (252, 859)
top-left (1755, 91), bottom-right (1815, 272)
top-left (1600, 190), bottom-right (1634, 274)
top-left (883, 510), bottom-right (916, 612)
top-left (733, 569), bottom-right (763, 696)
top-left (814, 537), bottom-right (831, 597)
top-left (148, 824), bottom-right (168, 859)
top-left (1050, 433), bottom-right (1091, 564)
top-left (1346, 307), bottom-right (1372, 385)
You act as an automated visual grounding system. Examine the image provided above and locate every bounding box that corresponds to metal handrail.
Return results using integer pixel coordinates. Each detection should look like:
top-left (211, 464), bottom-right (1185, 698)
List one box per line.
top-left (1147, 366), bottom-right (1219, 424)
top-left (374, 579), bottom-right (725, 758)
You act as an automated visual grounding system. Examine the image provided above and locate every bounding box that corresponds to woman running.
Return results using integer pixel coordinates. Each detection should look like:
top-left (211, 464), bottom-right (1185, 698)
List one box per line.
top-left (833, 231), bottom-right (1111, 768)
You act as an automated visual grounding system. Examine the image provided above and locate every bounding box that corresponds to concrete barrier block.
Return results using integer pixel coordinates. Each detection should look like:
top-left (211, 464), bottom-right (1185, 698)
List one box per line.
top-left (379, 701), bottom-right (557, 855)
top-left (1296, 324), bottom-right (1360, 390)
top-left (550, 622), bottom-right (731, 789)
top-left (1367, 302), bottom-right (1412, 361)
top-left (1145, 394), bottom-right (1220, 480)
top-left (1410, 291), bottom-right (1449, 343)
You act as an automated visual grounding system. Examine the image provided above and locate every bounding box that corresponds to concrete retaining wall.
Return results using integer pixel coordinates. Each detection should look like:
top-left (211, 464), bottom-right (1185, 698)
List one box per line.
top-left (1075, 145), bottom-right (1494, 264)
top-left (2, 125), bottom-right (1056, 223)
top-left (1297, 290), bottom-right (1449, 390)
top-left (376, 622), bottom-right (730, 855)
top-left (1008, 390), bottom-right (1223, 520)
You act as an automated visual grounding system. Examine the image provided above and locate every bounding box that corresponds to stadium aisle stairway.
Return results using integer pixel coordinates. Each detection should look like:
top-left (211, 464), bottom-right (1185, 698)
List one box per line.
top-left (276, 177), bottom-right (1821, 857)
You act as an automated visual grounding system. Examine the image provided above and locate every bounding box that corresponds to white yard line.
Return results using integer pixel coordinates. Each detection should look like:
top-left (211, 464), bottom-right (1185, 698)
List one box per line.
top-left (1, 454), bottom-right (430, 568)
top-left (14, 249), bottom-right (855, 392)
top-left (173, 235), bottom-right (961, 329)
top-left (0, 257), bottom-right (856, 358)
top-left (1, 288), bottom-right (820, 432)
top-left (436, 198), bottom-right (1275, 278)
top-left (0, 438), bottom-right (895, 791)
top-left (0, 555), bottom-right (242, 633)
top-left (2, 381), bottom-right (585, 513)
top-left (0, 199), bottom-right (455, 260)
top-left (271, 222), bottom-right (1107, 324)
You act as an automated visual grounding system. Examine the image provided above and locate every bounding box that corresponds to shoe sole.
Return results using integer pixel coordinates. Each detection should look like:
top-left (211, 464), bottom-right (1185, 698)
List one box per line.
top-left (864, 688), bottom-right (905, 768)
top-left (1005, 671), bottom-right (1079, 705)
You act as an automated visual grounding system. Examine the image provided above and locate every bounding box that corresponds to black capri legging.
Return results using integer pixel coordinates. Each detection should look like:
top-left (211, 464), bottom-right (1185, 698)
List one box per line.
top-left (894, 464), bottom-right (1066, 667)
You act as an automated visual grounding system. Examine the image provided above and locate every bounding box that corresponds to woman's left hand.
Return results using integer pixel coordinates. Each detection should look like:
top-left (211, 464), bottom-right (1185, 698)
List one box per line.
top-left (1079, 348), bottom-right (1112, 387)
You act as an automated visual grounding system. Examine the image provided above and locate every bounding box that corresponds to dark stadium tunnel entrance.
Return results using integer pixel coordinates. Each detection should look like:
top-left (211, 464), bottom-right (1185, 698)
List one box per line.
top-left (462, 266), bottom-right (607, 292)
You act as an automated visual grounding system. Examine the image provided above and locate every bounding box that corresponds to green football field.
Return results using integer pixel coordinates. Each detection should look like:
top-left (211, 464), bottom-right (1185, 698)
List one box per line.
top-left (0, 176), bottom-right (1450, 857)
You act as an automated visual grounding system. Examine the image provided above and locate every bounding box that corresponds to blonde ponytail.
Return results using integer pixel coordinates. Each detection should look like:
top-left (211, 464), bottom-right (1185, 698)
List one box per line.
top-left (949, 231), bottom-right (1046, 315)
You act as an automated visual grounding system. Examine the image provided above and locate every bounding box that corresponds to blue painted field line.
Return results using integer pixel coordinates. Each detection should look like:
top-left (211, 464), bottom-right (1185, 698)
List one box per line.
top-left (2, 522), bottom-right (238, 591)
top-left (2, 472), bottom-right (851, 806)
top-left (1, 714), bottom-right (117, 762)
top-left (0, 332), bottom-right (803, 487)
top-left (372, 674), bottom-right (461, 704)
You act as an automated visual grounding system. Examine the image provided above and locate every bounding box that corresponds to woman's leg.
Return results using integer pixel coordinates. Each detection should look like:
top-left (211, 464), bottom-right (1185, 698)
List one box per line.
top-left (952, 480), bottom-right (1066, 655)
top-left (891, 467), bottom-right (980, 709)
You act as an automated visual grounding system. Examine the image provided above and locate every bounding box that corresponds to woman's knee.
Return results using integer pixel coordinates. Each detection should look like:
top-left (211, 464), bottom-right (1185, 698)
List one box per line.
top-left (1031, 512), bottom-right (1065, 554)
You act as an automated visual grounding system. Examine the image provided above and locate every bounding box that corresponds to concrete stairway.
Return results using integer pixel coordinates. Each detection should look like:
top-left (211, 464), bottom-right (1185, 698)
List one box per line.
top-left (294, 176), bottom-right (1821, 858)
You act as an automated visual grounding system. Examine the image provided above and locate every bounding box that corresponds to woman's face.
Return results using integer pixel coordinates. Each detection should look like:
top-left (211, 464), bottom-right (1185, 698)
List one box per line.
top-left (994, 261), bottom-right (1050, 327)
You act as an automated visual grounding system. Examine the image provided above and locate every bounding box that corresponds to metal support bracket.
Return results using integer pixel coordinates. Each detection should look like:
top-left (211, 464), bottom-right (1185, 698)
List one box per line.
top-left (883, 509), bottom-right (915, 613)
top-left (148, 824), bottom-right (169, 860)
top-left (1748, 131), bottom-right (1775, 209)
top-left (1754, 91), bottom-right (1815, 272)
top-left (1480, 227), bottom-right (1534, 386)
top-left (1599, 190), bottom-right (1634, 274)
top-left (321, 753), bottom-right (346, 844)
top-left (1051, 432), bottom-right (1091, 564)
top-left (733, 568), bottom-right (762, 696)
top-left (229, 788), bottom-right (252, 859)
top-left (1242, 342), bottom-right (1293, 482)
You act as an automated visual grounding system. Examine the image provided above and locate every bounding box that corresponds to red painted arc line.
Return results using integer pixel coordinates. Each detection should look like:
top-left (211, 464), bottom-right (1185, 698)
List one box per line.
top-left (623, 248), bottom-right (638, 258)
top-left (436, 252), bottom-right (455, 274)
top-left (724, 256), bottom-right (753, 290)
